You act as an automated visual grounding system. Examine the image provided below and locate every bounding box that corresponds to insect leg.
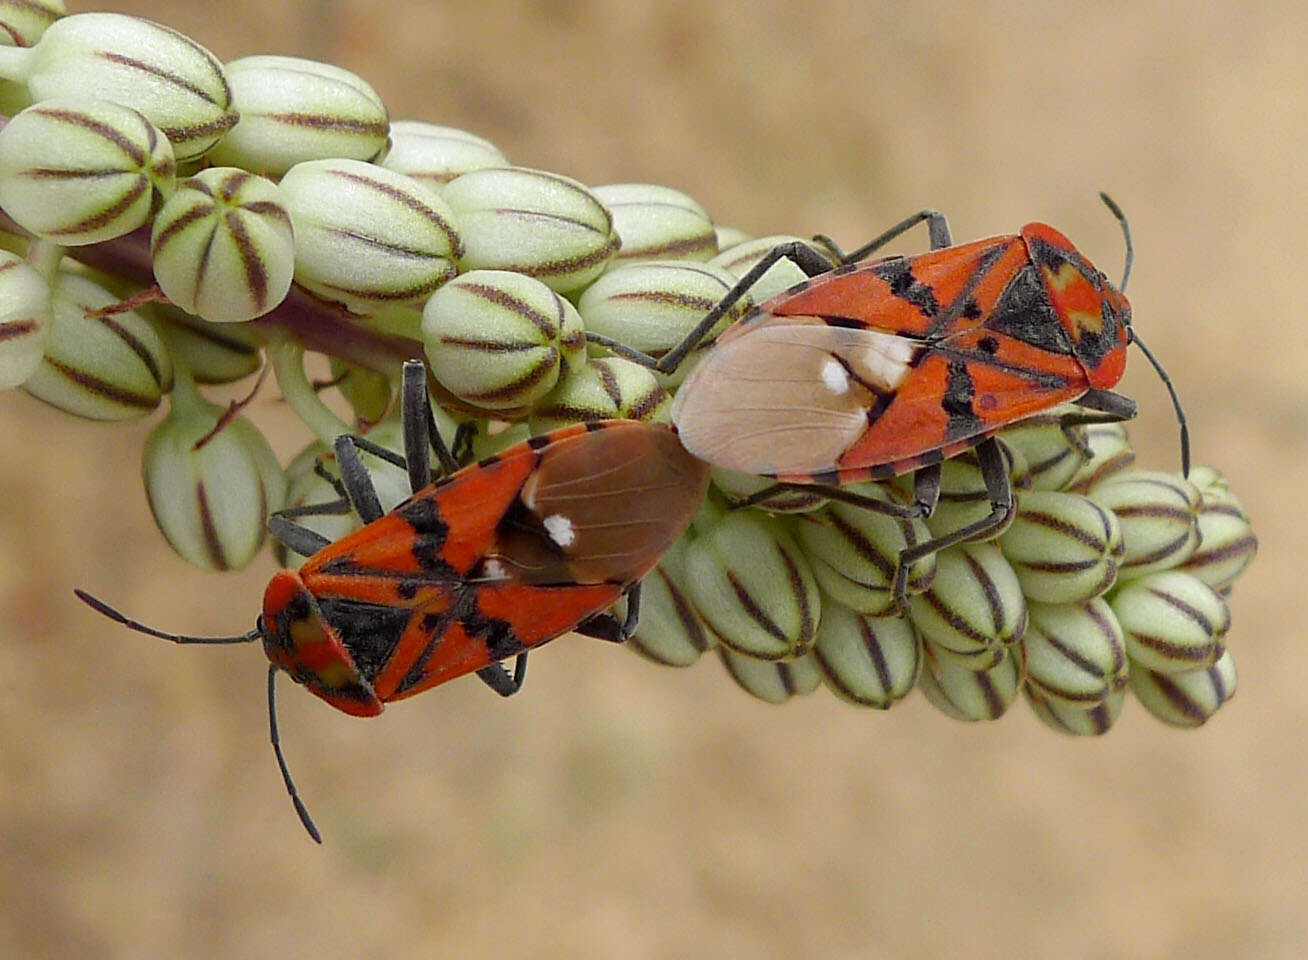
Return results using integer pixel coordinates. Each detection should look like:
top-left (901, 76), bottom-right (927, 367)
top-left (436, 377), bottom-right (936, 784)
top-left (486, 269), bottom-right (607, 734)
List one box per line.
top-left (1055, 389), bottom-right (1139, 456)
top-left (475, 654), bottom-right (529, 697)
top-left (334, 435), bottom-right (384, 523)
top-left (732, 466), bottom-right (942, 520)
top-left (268, 498), bottom-right (353, 557)
top-left (818, 209), bottom-right (954, 264)
top-left (574, 582), bottom-right (643, 642)
top-left (585, 240), bottom-right (836, 377)
top-left (400, 358), bottom-right (458, 485)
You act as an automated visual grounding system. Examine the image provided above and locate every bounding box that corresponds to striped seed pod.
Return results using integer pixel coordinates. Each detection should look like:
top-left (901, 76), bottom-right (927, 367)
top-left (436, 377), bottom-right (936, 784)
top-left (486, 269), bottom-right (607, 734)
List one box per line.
top-left (206, 55), bottom-right (389, 176)
top-left (443, 166), bottom-right (618, 293)
top-left (0, 97), bottom-right (174, 245)
top-left (1111, 570), bottom-right (1230, 674)
top-left (713, 225), bottom-right (751, 254)
top-left (1088, 470), bottom-right (1201, 579)
top-left (592, 183), bottom-right (717, 263)
top-left (718, 646), bottom-right (821, 704)
top-left (907, 542), bottom-right (1027, 670)
top-left (154, 304), bottom-right (262, 384)
top-left (682, 504), bottom-right (820, 661)
top-left (1025, 686), bottom-right (1125, 737)
top-left (1175, 466), bottom-right (1258, 592)
top-left (1021, 598), bottom-right (1128, 710)
top-left (709, 234), bottom-right (826, 303)
top-left (0, 13), bottom-right (236, 160)
top-left (150, 168), bottom-right (293, 323)
top-left (423, 270), bottom-right (584, 414)
top-left (811, 602), bottom-right (921, 708)
top-left (380, 121), bottom-right (507, 189)
top-left (577, 259), bottom-right (752, 388)
top-left (711, 466), bottom-right (829, 513)
top-left (528, 357), bottom-right (668, 433)
top-left (622, 538), bottom-right (714, 668)
top-left (0, 249), bottom-right (51, 389)
top-left (918, 640), bottom-right (1023, 722)
top-left (1063, 421), bottom-right (1135, 494)
top-left (0, 0), bottom-right (65, 48)
top-left (999, 490), bottom-right (1123, 604)
top-left (997, 406), bottom-right (1087, 491)
top-left (1129, 649), bottom-right (1237, 728)
top-left (279, 158), bottom-right (460, 311)
top-left (24, 270), bottom-right (171, 420)
top-left (915, 440), bottom-right (1027, 541)
top-left (794, 492), bottom-right (937, 618)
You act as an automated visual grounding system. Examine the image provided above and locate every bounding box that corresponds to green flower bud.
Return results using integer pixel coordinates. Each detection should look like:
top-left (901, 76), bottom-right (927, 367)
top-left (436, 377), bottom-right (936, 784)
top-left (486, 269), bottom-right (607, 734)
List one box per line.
top-left (1088, 470), bottom-right (1201, 578)
top-left (423, 269), bottom-right (583, 413)
top-left (1129, 649), bottom-right (1236, 728)
top-left (907, 542), bottom-right (1026, 669)
top-left (623, 539), bottom-right (714, 667)
top-left (1175, 467), bottom-right (1257, 592)
top-left (143, 375), bottom-right (285, 571)
top-left (918, 441), bottom-right (1027, 541)
top-left (713, 225), bottom-right (751, 253)
top-left (683, 505), bottom-right (820, 660)
top-left (443, 166), bottom-right (618, 292)
top-left (154, 303), bottom-right (262, 384)
top-left (794, 491), bottom-right (936, 617)
top-left (469, 422), bottom-right (530, 460)
top-left (918, 641), bottom-right (1022, 721)
top-left (380, 121), bottom-right (507, 188)
top-left (528, 357), bottom-right (668, 433)
top-left (998, 406), bottom-right (1086, 491)
top-left (1111, 571), bottom-right (1229, 673)
top-left (24, 270), bottom-right (170, 419)
top-left (1022, 598), bottom-right (1127, 709)
top-left (0, 13), bottom-right (236, 160)
top-left (1025, 686), bottom-right (1124, 736)
top-left (711, 467), bottom-right (829, 513)
top-left (718, 646), bottom-right (821, 704)
top-left (708, 235), bottom-right (829, 303)
top-left (592, 183), bottom-right (717, 263)
top-left (812, 602), bottom-right (920, 708)
top-left (999, 489), bottom-right (1123, 604)
top-left (206, 56), bottom-right (388, 176)
top-left (0, 97), bottom-right (174, 245)
top-left (578, 259), bottom-right (751, 388)
top-left (279, 158), bottom-right (460, 310)
top-left (1063, 421), bottom-right (1135, 494)
top-left (150, 168), bottom-right (293, 323)
top-left (329, 358), bottom-right (391, 425)
top-left (0, 249), bottom-right (52, 388)
top-left (0, 0), bottom-right (65, 48)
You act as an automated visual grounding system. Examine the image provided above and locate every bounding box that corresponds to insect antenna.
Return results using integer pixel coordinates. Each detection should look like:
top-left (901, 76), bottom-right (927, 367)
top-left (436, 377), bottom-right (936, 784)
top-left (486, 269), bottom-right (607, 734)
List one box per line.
top-left (1099, 192), bottom-right (1191, 477)
top-left (268, 666), bottom-right (322, 843)
top-left (74, 589), bottom-right (261, 644)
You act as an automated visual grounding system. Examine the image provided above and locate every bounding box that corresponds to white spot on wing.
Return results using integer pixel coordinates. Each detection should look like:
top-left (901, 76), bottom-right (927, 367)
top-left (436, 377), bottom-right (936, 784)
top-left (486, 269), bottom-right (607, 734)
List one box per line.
top-left (543, 513), bottom-right (576, 548)
top-left (820, 359), bottom-right (849, 394)
top-left (481, 558), bottom-right (509, 581)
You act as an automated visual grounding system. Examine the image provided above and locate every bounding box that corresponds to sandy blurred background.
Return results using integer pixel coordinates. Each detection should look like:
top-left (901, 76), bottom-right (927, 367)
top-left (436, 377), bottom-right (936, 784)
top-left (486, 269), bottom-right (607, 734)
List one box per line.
top-left (0, 1), bottom-right (1300, 957)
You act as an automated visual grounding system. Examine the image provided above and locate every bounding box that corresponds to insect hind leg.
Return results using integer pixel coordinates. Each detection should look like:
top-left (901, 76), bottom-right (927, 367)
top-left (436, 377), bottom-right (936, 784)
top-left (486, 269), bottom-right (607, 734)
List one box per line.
top-left (573, 582), bottom-right (643, 642)
top-left (817, 209), bottom-right (954, 264)
top-left (475, 654), bottom-right (529, 697)
top-left (732, 465), bottom-right (943, 521)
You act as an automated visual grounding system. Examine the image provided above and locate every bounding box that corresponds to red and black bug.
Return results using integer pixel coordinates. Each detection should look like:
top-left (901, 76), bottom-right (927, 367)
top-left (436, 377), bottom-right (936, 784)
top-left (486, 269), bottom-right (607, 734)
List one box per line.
top-left (78, 360), bottom-right (710, 841)
top-left (588, 195), bottom-right (1188, 603)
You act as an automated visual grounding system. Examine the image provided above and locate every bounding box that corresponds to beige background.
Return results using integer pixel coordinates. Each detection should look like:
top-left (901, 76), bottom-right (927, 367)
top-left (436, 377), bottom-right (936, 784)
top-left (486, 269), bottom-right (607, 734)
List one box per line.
top-left (0, 1), bottom-right (1300, 957)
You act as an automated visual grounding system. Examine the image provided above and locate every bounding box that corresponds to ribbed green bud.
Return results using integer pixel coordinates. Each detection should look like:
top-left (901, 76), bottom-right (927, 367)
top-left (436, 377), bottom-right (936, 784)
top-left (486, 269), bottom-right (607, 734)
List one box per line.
top-left (623, 539), bottom-right (714, 667)
top-left (718, 647), bottom-right (821, 704)
top-left (0, 0), bottom-right (65, 48)
top-left (155, 304), bottom-right (262, 384)
top-left (794, 491), bottom-right (936, 617)
top-left (206, 56), bottom-right (389, 176)
top-left (0, 249), bottom-right (51, 389)
top-left (683, 504), bottom-right (820, 660)
top-left (811, 602), bottom-right (921, 708)
top-left (713, 225), bottom-right (751, 253)
top-left (528, 357), bottom-right (668, 433)
top-left (708, 235), bottom-right (828, 303)
top-left (917, 441), bottom-right (1026, 541)
top-left (1026, 686), bottom-right (1125, 736)
top-left (143, 374), bottom-right (285, 571)
top-left (997, 407), bottom-right (1085, 491)
top-left (443, 166), bottom-right (618, 292)
top-left (577, 259), bottom-right (751, 387)
top-left (1175, 466), bottom-right (1257, 592)
top-left (329, 358), bottom-right (392, 426)
top-left (1063, 422), bottom-right (1135, 494)
top-left (380, 121), bottom-right (507, 188)
top-left (918, 641), bottom-right (1022, 721)
top-left (1111, 571), bottom-right (1229, 673)
top-left (1022, 598), bottom-right (1127, 709)
top-left (907, 542), bottom-right (1026, 669)
top-left (711, 467), bottom-right (829, 513)
top-left (1088, 470), bottom-right (1201, 578)
top-left (469, 422), bottom-right (530, 460)
top-left (0, 13), bottom-right (236, 160)
top-left (0, 97), bottom-right (174, 245)
top-left (150, 168), bottom-right (293, 322)
top-left (24, 270), bottom-right (170, 419)
top-left (593, 183), bottom-right (717, 263)
top-left (422, 270), bottom-right (584, 414)
top-left (1129, 649), bottom-right (1237, 728)
top-left (279, 158), bottom-right (460, 310)
top-left (999, 490), bottom-right (1123, 603)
